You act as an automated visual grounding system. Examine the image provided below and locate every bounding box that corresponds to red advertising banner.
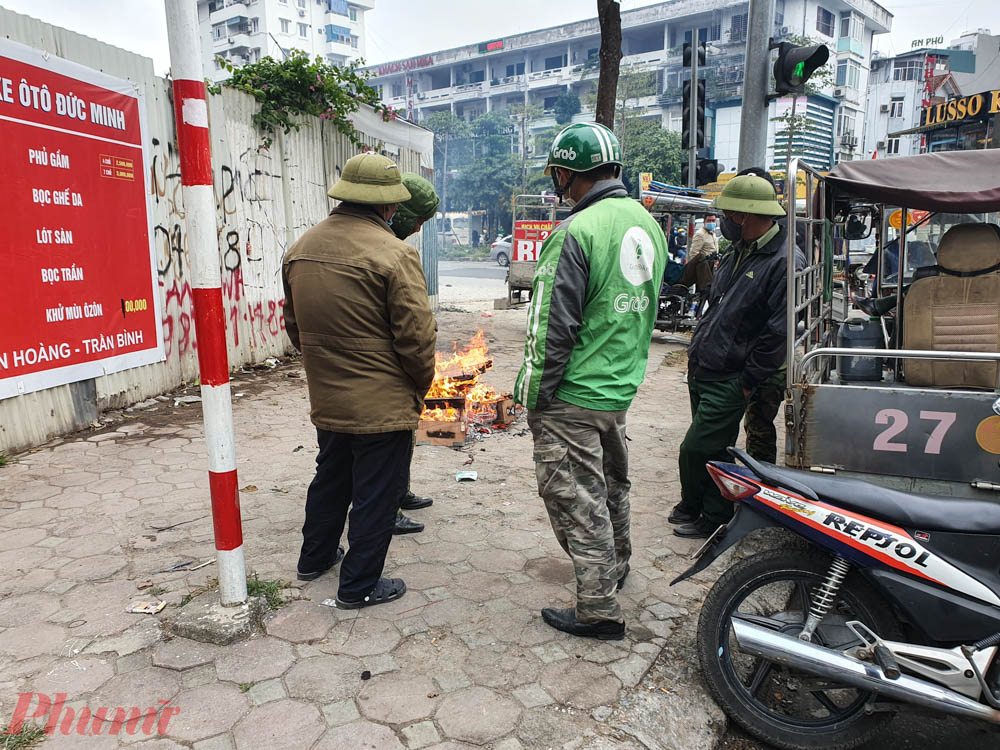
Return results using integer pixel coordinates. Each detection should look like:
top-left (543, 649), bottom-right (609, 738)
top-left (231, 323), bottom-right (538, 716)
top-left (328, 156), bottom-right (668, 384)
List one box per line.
top-left (513, 220), bottom-right (555, 262)
top-left (0, 38), bottom-right (162, 399)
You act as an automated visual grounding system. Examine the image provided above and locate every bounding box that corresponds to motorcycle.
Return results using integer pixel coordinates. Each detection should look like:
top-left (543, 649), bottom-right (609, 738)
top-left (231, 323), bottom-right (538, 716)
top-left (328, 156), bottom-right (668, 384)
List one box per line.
top-left (673, 448), bottom-right (1000, 749)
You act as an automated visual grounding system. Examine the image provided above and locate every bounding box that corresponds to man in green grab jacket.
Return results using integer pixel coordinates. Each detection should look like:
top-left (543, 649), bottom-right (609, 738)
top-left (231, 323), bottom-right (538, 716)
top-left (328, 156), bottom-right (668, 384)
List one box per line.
top-left (515, 122), bottom-right (667, 640)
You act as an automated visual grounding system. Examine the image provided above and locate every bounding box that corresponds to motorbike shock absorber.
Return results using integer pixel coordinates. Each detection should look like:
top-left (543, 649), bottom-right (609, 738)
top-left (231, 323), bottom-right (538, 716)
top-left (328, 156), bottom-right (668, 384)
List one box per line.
top-left (799, 556), bottom-right (852, 643)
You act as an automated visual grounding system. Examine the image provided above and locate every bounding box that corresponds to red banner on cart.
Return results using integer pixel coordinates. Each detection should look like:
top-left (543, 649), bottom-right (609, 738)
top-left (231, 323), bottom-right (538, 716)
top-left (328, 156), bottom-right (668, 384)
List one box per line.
top-left (0, 38), bottom-right (162, 399)
top-left (513, 220), bottom-right (555, 262)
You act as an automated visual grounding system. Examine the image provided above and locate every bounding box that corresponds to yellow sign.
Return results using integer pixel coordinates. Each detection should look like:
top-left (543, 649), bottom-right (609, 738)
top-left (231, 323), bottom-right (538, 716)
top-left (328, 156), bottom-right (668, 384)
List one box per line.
top-left (922, 90), bottom-right (1000, 128)
top-left (640, 172), bottom-right (653, 192)
top-left (888, 209), bottom-right (930, 230)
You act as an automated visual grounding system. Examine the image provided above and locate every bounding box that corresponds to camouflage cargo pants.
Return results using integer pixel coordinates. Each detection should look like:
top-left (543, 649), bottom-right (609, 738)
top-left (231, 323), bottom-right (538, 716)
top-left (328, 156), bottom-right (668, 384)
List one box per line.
top-left (743, 371), bottom-right (786, 465)
top-left (527, 399), bottom-right (630, 624)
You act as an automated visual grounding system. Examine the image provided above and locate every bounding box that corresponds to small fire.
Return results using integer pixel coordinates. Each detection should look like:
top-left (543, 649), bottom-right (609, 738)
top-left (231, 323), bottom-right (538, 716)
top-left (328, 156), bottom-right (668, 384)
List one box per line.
top-left (421, 330), bottom-right (507, 425)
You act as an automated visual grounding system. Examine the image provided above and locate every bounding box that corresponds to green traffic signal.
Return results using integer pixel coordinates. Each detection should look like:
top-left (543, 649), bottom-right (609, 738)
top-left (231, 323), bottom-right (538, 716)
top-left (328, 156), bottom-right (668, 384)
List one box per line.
top-left (773, 42), bottom-right (830, 95)
top-left (792, 61), bottom-right (805, 85)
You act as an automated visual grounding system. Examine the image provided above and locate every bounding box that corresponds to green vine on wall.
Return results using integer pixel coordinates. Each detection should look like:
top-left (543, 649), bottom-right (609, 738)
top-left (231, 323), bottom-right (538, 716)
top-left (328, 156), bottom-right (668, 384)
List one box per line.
top-left (207, 50), bottom-right (397, 149)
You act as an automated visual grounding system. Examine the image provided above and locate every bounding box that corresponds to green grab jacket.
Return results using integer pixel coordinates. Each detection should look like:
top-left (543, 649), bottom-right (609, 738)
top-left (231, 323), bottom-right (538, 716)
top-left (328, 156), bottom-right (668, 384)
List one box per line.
top-left (514, 180), bottom-right (668, 412)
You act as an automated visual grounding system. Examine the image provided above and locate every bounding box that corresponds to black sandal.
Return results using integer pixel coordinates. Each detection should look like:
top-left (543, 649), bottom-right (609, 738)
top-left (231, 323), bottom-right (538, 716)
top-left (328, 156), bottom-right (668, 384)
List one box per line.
top-left (335, 577), bottom-right (407, 609)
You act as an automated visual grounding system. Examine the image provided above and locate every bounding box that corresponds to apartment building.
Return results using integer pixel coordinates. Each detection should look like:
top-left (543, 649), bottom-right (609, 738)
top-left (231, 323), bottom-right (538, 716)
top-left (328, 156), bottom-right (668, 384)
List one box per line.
top-left (366, 0), bottom-right (891, 172)
top-left (198, 0), bottom-right (374, 82)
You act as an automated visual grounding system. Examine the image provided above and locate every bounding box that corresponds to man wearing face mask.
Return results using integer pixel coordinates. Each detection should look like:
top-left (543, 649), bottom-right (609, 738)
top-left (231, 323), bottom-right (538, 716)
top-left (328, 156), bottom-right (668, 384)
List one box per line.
top-left (516, 122), bottom-right (668, 640)
top-left (672, 175), bottom-right (789, 538)
top-left (283, 153), bottom-right (437, 608)
top-left (725, 168), bottom-right (806, 465)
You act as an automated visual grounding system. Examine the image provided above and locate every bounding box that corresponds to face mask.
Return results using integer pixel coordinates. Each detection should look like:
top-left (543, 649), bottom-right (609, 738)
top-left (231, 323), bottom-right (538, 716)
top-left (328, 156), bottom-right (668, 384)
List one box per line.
top-left (705, 223), bottom-right (717, 231)
top-left (720, 216), bottom-right (743, 241)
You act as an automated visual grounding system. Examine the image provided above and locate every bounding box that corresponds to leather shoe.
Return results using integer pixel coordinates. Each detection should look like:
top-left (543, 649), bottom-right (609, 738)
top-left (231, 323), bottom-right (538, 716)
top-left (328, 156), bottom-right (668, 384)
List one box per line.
top-left (393, 513), bottom-right (424, 535)
top-left (856, 296), bottom-right (879, 317)
top-left (541, 607), bottom-right (625, 640)
top-left (673, 516), bottom-right (721, 539)
top-left (668, 504), bottom-right (699, 525)
top-left (297, 545), bottom-right (345, 581)
top-left (400, 491), bottom-right (433, 510)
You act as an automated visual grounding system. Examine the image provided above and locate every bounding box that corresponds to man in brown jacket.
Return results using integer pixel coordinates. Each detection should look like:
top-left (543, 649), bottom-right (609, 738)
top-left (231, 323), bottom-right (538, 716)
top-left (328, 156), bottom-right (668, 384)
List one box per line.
top-left (283, 153), bottom-right (437, 609)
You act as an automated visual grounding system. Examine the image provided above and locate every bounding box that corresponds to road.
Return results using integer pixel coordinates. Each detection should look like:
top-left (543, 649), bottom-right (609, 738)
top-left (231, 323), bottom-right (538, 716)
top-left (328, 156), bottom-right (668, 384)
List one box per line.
top-left (437, 259), bottom-right (508, 306)
top-left (439, 259), bottom-right (507, 280)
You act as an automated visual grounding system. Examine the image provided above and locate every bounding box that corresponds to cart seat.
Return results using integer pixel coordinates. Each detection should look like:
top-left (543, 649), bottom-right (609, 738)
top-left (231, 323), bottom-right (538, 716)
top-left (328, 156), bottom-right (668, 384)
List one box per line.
top-left (903, 223), bottom-right (1000, 389)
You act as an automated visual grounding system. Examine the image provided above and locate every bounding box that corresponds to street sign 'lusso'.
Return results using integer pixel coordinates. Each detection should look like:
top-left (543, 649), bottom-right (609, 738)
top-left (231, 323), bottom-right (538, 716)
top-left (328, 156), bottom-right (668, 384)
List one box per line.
top-left (922, 90), bottom-right (1000, 128)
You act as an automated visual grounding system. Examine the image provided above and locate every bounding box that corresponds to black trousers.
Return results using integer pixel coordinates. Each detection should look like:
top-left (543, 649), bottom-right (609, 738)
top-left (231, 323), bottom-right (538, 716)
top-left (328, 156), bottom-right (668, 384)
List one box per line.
top-left (298, 428), bottom-right (410, 601)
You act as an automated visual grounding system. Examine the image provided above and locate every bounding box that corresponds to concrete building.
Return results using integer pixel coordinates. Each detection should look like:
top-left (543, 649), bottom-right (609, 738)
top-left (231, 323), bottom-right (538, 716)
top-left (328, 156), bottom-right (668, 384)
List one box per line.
top-left (366, 0), bottom-right (891, 173)
top-left (863, 43), bottom-right (988, 158)
top-left (198, 0), bottom-right (374, 82)
top-left (948, 30), bottom-right (1000, 95)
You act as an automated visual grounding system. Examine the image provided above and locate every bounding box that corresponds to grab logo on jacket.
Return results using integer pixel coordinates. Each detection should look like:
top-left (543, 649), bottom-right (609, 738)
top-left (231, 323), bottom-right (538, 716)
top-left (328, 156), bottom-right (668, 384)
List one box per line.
top-left (619, 227), bottom-right (654, 286)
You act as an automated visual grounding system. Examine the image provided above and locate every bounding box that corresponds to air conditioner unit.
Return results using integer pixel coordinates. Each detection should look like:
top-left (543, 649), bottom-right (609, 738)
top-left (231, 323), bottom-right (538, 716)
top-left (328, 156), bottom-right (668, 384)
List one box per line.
top-left (877, 140), bottom-right (886, 149)
top-left (833, 88), bottom-right (845, 98)
top-left (780, 26), bottom-right (789, 35)
top-left (298, 8), bottom-right (305, 16)
top-left (880, 104), bottom-right (889, 112)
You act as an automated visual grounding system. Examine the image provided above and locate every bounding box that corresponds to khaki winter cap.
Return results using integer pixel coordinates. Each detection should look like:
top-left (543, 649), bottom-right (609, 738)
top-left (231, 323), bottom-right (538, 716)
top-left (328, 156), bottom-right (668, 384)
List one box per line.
top-left (328, 153), bottom-right (412, 205)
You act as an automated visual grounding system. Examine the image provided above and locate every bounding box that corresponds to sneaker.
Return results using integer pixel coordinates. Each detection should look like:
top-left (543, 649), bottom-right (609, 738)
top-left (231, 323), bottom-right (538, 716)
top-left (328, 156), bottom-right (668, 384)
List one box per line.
top-left (400, 491), bottom-right (433, 510)
top-left (673, 517), bottom-right (721, 539)
top-left (668, 504), bottom-right (699, 525)
top-left (540, 607), bottom-right (625, 640)
top-left (296, 546), bottom-right (345, 581)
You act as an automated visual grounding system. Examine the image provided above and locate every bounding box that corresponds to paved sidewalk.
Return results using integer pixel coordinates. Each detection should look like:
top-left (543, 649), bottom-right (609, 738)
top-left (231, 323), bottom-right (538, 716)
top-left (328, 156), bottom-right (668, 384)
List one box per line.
top-left (0, 310), bottom-right (727, 749)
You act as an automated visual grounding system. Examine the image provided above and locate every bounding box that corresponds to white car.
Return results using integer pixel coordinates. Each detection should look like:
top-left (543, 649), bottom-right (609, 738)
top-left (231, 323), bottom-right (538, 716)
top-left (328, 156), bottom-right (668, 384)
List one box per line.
top-left (490, 235), bottom-right (512, 266)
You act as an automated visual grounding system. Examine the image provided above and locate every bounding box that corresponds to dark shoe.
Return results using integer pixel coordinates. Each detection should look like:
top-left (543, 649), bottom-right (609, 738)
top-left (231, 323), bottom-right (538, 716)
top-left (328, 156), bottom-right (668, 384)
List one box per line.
top-left (393, 513), bottom-right (424, 535)
top-left (296, 545), bottom-right (345, 581)
top-left (856, 296), bottom-right (879, 318)
top-left (617, 563), bottom-right (630, 591)
top-left (400, 491), bottom-right (433, 510)
top-left (668, 504), bottom-right (699, 525)
top-left (541, 607), bottom-right (625, 641)
top-left (336, 577), bottom-right (407, 609)
top-left (673, 516), bottom-right (722, 539)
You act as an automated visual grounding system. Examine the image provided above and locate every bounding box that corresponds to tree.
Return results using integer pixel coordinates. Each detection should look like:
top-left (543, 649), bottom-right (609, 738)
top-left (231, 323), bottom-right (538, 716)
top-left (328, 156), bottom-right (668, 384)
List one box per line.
top-left (553, 93), bottom-right (581, 125)
top-left (450, 112), bottom-right (522, 239)
top-left (422, 111), bottom-right (470, 214)
top-left (618, 119), bottom-right (685, 198)
top-left (595, 0), bottom-right (623, 127)
top-left (508, 103), bottom-right (544, 194)
top-left (211, 50), bottom-right (391, 149)
top-left (613, 66), bottom-right (657, 165)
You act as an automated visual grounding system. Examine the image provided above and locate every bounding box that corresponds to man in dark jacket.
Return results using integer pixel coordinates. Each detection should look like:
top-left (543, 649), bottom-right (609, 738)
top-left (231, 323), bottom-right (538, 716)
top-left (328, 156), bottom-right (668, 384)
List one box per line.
top-left (283, 153), bottom-right (437, 607)
top-left (671, 175), bottom-right (789, 538)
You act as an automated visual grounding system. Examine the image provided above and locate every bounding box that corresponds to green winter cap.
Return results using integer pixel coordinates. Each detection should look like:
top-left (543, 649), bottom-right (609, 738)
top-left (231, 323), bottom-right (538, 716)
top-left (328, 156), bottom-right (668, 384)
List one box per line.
top-left (715, 174), bottom-right (786, 217)
top-left (392, 173), bottom-right (440, 240)
top-left (328, 153), bottom-right (412, 205)
top-left (544, 122), bottom-right (622, 175)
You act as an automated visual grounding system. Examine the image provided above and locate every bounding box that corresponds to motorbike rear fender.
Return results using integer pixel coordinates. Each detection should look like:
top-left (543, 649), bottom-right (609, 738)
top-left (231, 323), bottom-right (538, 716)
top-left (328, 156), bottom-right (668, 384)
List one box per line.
top-left (671, 504), bottom-right (782, 586)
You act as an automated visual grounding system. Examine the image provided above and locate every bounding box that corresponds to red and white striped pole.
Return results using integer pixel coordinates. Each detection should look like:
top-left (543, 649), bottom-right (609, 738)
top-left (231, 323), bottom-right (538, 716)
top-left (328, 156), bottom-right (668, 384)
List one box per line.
top-left (165, 0), bottom-right (247, 605)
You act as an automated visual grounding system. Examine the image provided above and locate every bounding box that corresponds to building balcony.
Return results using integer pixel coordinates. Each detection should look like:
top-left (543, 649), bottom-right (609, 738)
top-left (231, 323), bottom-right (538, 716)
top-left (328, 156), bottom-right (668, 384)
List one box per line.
top-left (208, 2), bottom-right (251, 24)
top-left (488, 75), bottom-right (526, 95)
top-left (214, 29), bottom-right (252, 51)
top-left (842, 0), bottom-right (892, 33)
top-left (452, 82), bottom-right (485, 101)
top-left (326, 39), bottom-right (357, 57)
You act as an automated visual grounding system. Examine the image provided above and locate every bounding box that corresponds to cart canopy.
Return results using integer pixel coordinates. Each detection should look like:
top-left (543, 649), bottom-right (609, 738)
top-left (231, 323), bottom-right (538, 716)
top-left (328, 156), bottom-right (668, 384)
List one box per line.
top-left (825, 150), bottom-right (1000, 212)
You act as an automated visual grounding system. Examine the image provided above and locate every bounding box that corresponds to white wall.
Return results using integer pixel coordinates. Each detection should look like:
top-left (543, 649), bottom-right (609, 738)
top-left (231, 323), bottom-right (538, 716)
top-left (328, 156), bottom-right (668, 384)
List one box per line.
top-left (0, 7), bottom-right (431, 454)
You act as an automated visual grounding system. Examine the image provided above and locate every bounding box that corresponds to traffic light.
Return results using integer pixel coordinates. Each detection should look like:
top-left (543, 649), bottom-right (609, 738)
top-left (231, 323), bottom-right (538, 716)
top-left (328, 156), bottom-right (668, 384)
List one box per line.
top-left (682, 78), bottom-right (706, 150)
top-left (682, 40), bottom-right (706, 68)
top-left (772, 41), bottom-right (830, 95)
top-left (681, 158), bottom-right (721, 188)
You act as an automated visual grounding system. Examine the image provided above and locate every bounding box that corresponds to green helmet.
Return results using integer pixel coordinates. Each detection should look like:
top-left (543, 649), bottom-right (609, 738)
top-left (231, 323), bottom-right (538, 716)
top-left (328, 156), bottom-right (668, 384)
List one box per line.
top-left (544, 122), bottom-right (622, 175)
top-left (392, 173), bottom-right (440, 240)
top-left (328, 153), bottom-right (411, 205)
top-left (714, 174), bottom-right (786, 217)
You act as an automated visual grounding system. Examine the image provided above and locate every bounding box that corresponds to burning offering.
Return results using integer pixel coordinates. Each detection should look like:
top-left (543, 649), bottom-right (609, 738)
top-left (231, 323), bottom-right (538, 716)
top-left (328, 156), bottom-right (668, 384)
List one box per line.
top-left (418, 331), bottom-right (518, 446)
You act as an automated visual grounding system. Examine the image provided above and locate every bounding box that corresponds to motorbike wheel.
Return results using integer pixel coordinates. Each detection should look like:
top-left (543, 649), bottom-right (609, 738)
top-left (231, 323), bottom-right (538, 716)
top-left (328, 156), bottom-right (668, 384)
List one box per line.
top-left (697, 548), bottom-right (899, 750)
